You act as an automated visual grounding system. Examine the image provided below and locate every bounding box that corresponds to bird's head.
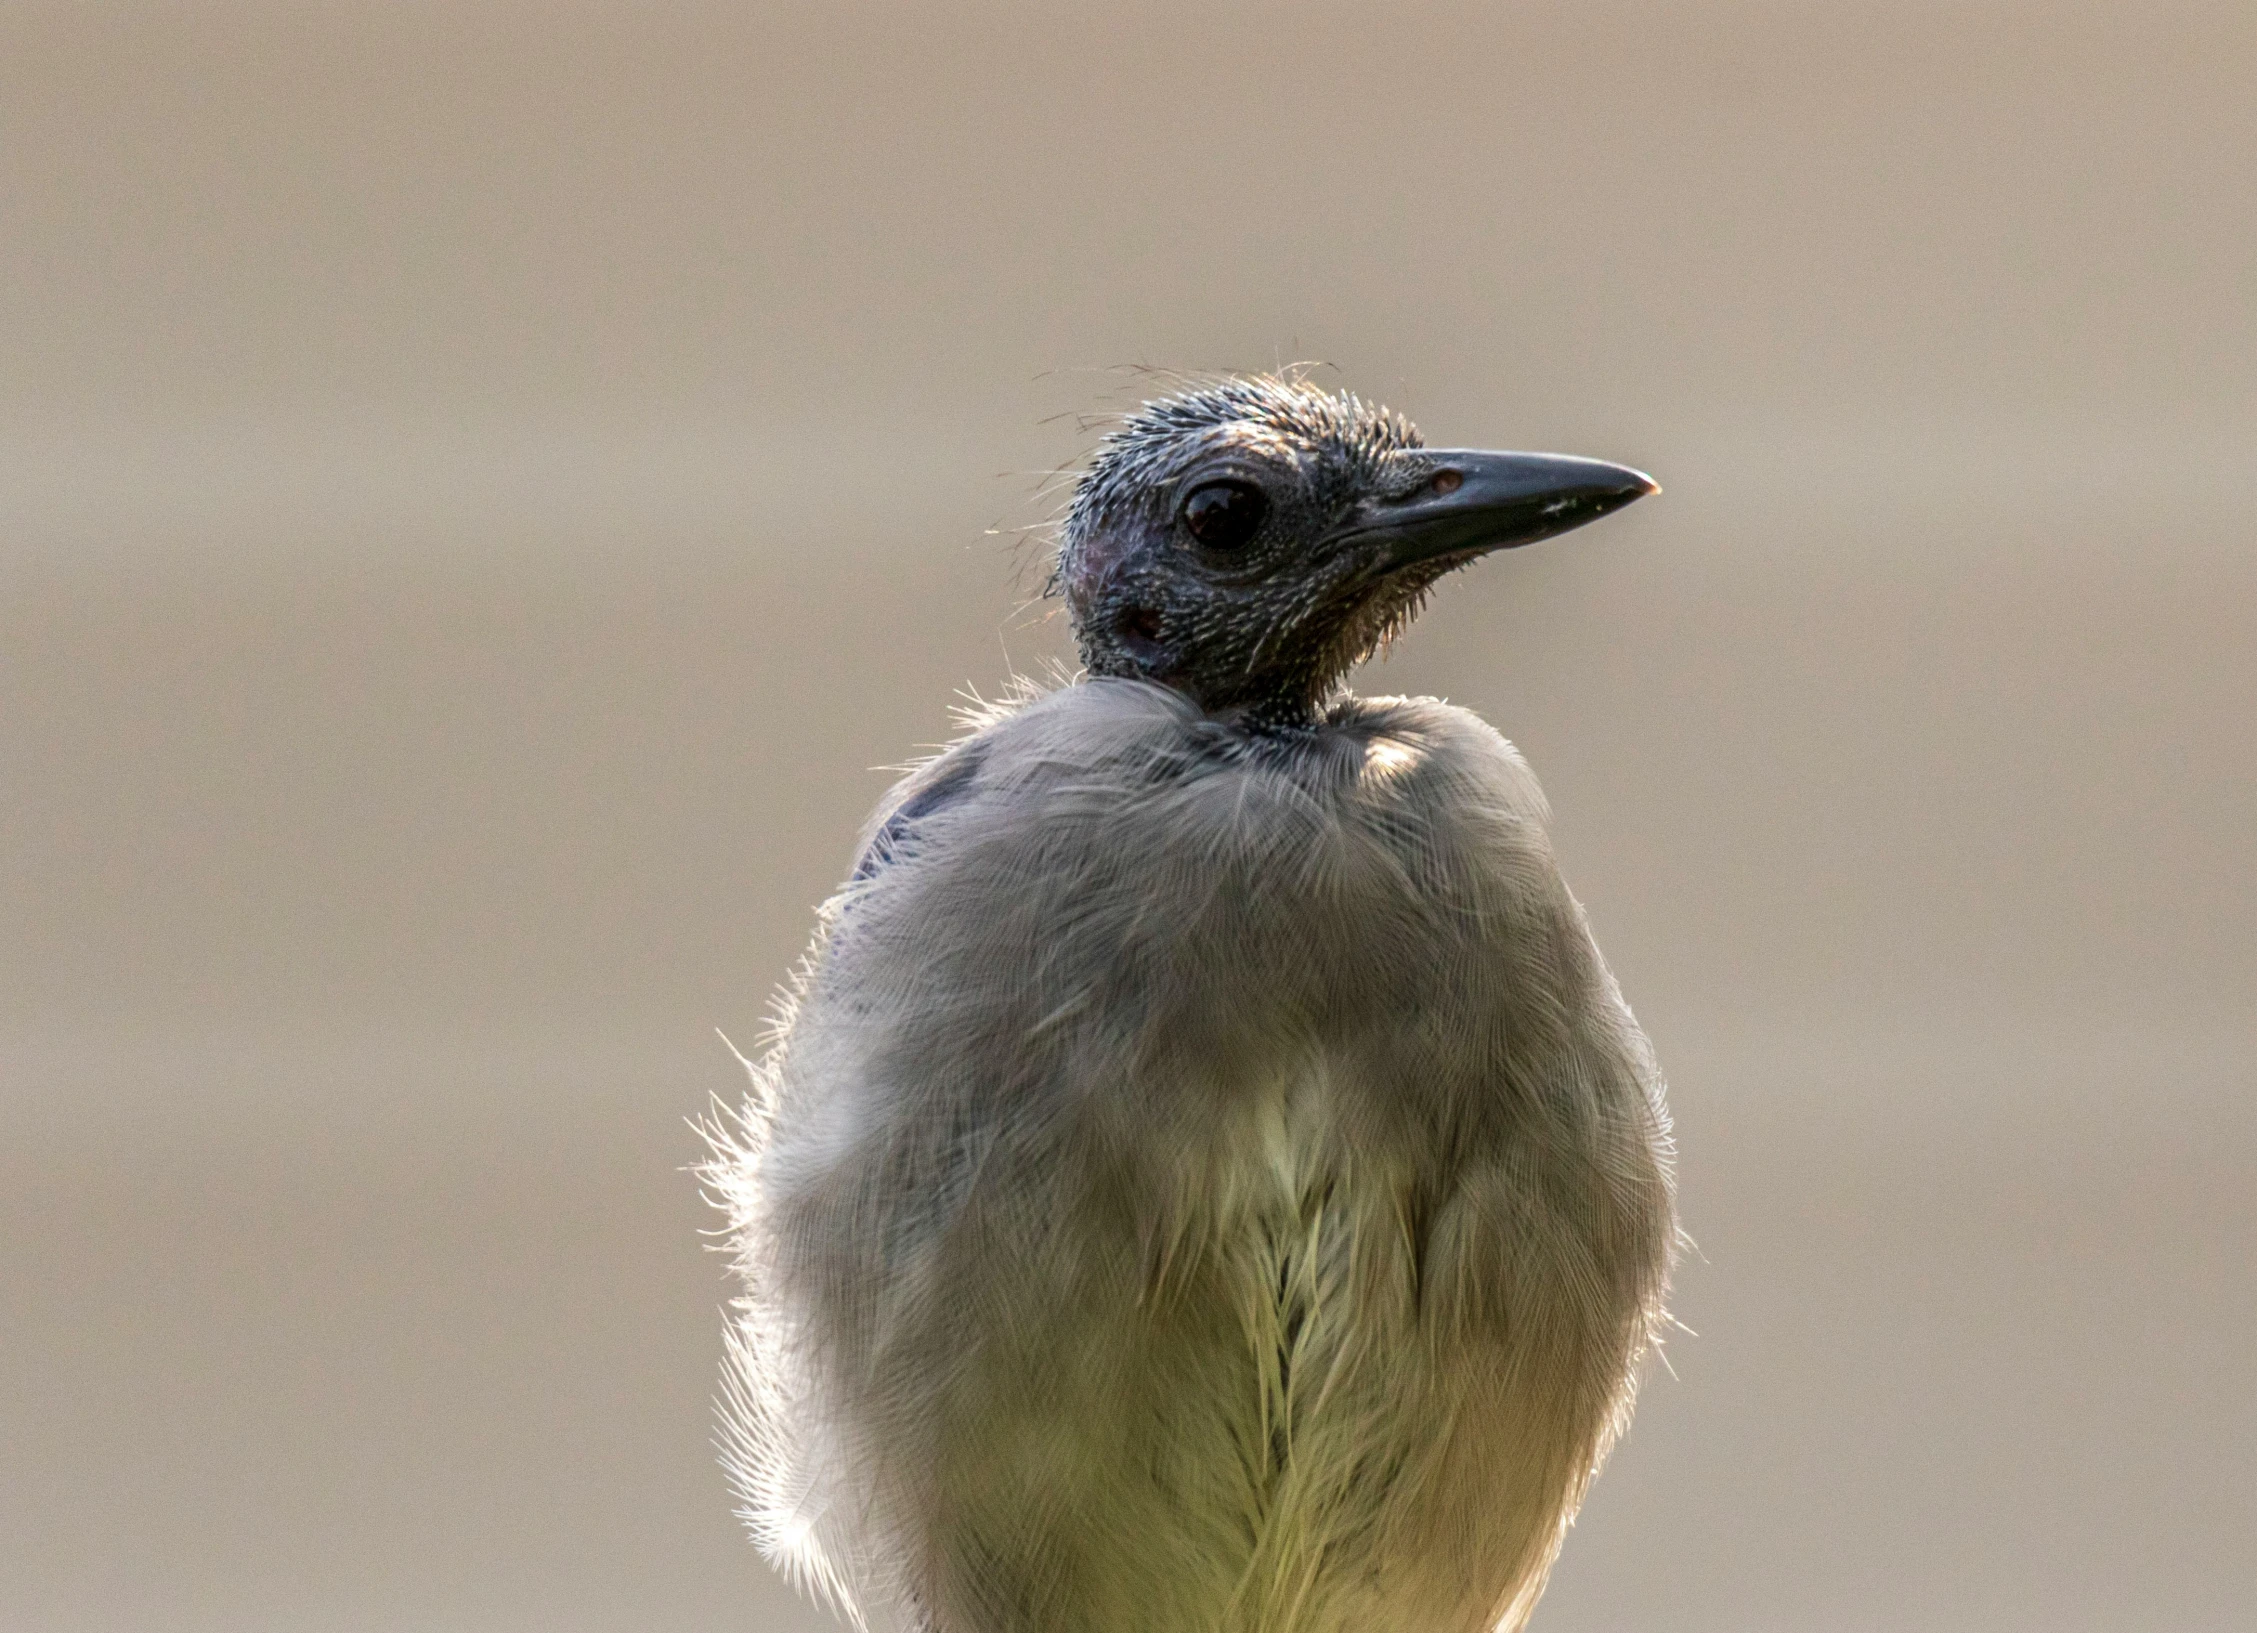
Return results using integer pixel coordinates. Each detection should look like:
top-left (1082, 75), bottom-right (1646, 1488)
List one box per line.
top-left (1055, 376), bottom-right (1656, 729)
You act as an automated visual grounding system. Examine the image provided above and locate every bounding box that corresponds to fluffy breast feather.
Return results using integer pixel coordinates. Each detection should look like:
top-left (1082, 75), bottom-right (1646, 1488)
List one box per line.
top-left (710, 677), bottom-right (1675, 1633)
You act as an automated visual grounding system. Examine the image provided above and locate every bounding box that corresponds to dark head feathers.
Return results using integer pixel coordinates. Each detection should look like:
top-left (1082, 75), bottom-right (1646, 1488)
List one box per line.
top-left (1057, 377), bottom-right (1423, 583)
top-left (1046, 376), bottom-right (1439, 730)
top-left (1044, 375), bottom-right (1653, 732)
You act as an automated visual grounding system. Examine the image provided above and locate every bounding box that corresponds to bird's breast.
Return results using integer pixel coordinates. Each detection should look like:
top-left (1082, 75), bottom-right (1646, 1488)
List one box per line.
top-left (742, 682), bottom-right (1673, 1633)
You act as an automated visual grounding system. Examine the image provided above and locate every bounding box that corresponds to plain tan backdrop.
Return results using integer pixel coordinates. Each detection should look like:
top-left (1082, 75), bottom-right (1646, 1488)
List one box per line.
top-left (5, 3), bottom-right (2252, 1629)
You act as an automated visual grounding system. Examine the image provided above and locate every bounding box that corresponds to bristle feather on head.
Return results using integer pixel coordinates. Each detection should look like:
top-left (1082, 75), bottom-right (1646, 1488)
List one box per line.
top-left (1058, 375), bottom-right (1423, 579)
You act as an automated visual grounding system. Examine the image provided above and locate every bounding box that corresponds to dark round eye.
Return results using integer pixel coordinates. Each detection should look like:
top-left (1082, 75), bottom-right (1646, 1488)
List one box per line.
top-left (1179, 480), bottom-right (1269, 551)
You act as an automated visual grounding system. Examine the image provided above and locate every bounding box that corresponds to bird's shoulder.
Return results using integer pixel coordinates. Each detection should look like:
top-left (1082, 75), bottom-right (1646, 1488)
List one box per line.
top-left (844, 678), bottom-right (1552, 889)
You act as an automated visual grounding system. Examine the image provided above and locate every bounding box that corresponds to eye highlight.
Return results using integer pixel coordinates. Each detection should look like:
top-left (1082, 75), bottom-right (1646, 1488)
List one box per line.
top-left (1179, 480), bottom-right (1269, 551)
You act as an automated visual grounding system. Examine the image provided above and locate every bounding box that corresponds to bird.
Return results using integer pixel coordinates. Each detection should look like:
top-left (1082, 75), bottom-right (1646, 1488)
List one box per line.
top-left (706, 375), bottom-right (1677, 1633)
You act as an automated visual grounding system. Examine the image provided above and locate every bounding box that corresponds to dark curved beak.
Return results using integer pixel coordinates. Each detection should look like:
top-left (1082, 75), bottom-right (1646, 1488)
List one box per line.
top-left (1343, 449), bottom-right (1658, 570)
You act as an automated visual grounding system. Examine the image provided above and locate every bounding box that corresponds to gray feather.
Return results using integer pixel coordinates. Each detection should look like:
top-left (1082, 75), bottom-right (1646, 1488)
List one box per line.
top-left (706, 378), bottom-right (1675, 1633)
top-left (709, 680), bottom-right (1674, 1633)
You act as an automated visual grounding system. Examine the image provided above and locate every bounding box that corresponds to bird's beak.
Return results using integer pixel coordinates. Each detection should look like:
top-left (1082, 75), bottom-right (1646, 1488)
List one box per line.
top-left (1343, 449), bottom-right (1658, 571)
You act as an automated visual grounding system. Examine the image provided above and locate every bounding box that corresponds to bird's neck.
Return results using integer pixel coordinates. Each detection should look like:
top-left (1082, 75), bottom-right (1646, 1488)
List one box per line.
top-left (1084, 635), bottom-right (1344, 734)
top-left (1217, 689), bottom-right (1328, 734)
top-left (1180, 667), bottom-right (1343, 735)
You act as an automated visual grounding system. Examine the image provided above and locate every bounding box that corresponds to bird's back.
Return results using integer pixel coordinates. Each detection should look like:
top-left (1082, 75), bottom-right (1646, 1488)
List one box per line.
top-left (713, 677), bottom-right (1673, 1633)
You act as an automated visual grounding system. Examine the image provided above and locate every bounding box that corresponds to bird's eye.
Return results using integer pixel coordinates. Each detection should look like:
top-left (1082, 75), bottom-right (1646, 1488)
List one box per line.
top-left (1179, 481), bottom-right (1269, 551)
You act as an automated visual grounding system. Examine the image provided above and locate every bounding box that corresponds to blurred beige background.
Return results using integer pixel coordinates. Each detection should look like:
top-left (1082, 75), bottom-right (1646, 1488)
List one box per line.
top-left (4, 3), bottom-right (2252, 1629)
